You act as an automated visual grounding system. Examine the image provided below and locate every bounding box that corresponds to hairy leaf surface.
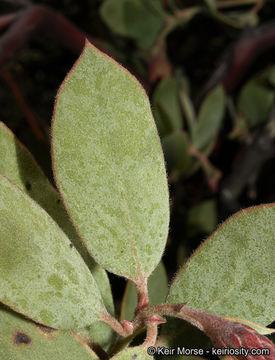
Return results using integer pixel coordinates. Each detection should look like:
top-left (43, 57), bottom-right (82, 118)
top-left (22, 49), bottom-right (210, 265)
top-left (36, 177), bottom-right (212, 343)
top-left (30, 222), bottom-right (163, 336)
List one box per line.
top-left (52, 42), bottom-right (169, 282)
top-left (0, 175), bottom-right (106, 329)
top-left (167, 205), bottom-right (275, 325)
top-left (0, 122), bottom-right (114, 316)
top-left (0, 305), bottom-right (98, 359)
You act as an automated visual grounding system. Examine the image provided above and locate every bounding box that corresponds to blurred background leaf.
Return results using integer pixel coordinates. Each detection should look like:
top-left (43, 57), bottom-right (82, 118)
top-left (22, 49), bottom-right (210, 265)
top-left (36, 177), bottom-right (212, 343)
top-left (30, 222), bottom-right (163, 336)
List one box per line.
top-left (100, 0), bottom-right (166, 50)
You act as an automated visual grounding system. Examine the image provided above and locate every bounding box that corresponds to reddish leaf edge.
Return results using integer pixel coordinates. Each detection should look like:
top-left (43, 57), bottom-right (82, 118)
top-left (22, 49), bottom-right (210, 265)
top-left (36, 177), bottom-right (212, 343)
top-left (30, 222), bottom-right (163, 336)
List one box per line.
top-left (0, 120), bottom-right (115, 316)
top-left (0, 173), bottom-right (108, 329)
top-left (168, 203), bottom-right (275, 299)
top-left (0, 121), bottom-right (52, 190)
top-left (50, 39), bottom-right (169, 287)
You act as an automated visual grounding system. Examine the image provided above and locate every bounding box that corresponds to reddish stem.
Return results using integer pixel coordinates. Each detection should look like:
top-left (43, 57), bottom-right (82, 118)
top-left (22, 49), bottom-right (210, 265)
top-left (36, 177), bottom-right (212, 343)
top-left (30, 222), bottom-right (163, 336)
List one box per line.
top-left (134, 278), bottom-right (149, 315)
top-left (1, 66), bottom-right (46, 143)
top-left (223, 23), bottom-right (275, 92)
top-left (0, 5), bottom-right (100, 67)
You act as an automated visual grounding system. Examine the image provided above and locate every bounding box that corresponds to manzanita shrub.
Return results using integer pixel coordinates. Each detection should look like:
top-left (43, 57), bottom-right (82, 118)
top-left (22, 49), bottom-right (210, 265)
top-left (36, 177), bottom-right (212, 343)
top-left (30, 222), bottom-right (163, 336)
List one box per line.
top-left (0, 41), bottom-right (274, 360)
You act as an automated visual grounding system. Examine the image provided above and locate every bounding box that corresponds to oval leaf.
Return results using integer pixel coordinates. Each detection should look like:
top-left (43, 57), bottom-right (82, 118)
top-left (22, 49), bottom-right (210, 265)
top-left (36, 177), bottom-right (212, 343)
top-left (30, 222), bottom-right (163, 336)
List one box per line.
top-left (186, 200), bottom-right (217, 237)
top-left (179, 91), bottom-right (196, 136)
top-left (192, 85), bottom-right (225, 151)
top-left (162, 132), bottom-right (190, 174)
top-left (100, 0), bottom-right (164, 50)
top-left (0, 122), bottom-right (114, 316)
top-left (52, 41), bottom-right (169, 283)
top-left (0, 174), bottom-right (106, 329)
top-left (110, 347), bottom-right (152, 359)
top-left (167, 205), bottom-right (275, 325)
top-left (152, 77), bottom-right (183, 137)
top-left (0, 305), bottom-right (98, 359)
top-left (238, 82), bottom-right (274, 127)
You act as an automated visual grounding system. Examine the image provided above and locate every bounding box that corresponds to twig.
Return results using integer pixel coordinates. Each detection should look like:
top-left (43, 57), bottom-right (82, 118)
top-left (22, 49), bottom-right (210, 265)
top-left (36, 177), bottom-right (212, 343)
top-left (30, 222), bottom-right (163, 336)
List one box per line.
top-left (1, 66), bottom-right (46, 143)
top-left (220, 103), bottom-right (275, 217)
top-left (216, 0), bottom-right (267, 8)
top-left (0, 5), bottom-right (101, 67)
top-left (142, 315), bottom-right (166, 348)
top-left (0, 0), bottom-right (31, 6)
top-left (0, 13), bottom-right (17, 29)
top-left (251, 0), bottom-right (266, 14)
top-left (134, 278), bottom-right (149, 315)
top-left (100, 312), bottom-right (133, 338)
top-left (197, 22), bottom-right (275, 102)
top-left (189, 145), bottom-right (222, 192)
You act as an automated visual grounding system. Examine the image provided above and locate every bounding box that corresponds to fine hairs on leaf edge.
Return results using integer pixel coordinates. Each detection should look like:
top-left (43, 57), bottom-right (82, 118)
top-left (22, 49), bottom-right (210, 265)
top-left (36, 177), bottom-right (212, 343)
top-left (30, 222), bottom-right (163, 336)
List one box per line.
top-left (167, 203), bottom-right (275, 295)
top-left (50, 39), bottom-right (170, 286)
top-left (0, 173), bottom-right (111, 328)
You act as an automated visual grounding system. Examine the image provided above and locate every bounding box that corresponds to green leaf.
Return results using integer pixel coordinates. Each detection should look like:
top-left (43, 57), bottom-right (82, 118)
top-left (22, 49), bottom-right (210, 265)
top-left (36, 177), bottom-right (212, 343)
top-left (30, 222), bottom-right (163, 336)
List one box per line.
top-left (167, 205), bottom-right (275, 325)
top-left (77, 321), bottom-right (115, 352)
top-left (186, 200), bottom-right (217, 237)
top-left (100, 0), bottom-right (164, 50)
top-left (0, 305), bottom-right (98, 359)
top-left (0, 174), bottom-right (106, 329)
top-left (203, 0), bottom-right (216, 11)
top-left (52, 42), bottom-right (169, 282)
top-left (89, 322), bottom-right (115, 350)
top-left (162, 132), bottom-right (190, 174)
top-left (110, 347), bottom-right (152, 359)
top-left (120, 262), bottom-right (168, 321)
top-left (152, 77), bottom-right (183, 137)
top-left (87, 262), bottom-right (114, 316)
top-left (179, 91), bottom-right (196, 136)
top-left (267, 65), bottom-right (275, 87)
top-left (192, 86), bottom-right (225, 151)
top-left (0, 122), bottom-right (114, 317)
top-left (238, 82), bottom-right (274, 127)
top-left (76, 266), bottom-right (115, 350)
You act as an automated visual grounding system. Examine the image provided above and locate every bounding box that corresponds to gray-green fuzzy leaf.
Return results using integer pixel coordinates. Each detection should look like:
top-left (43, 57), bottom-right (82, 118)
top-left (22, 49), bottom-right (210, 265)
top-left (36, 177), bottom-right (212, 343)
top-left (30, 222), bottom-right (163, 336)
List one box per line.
top-left (0, 305), bottom-right (98, 360)
top-left (0, 122), bottom-right (114, 316)
top-left (167, 205), bottom-right (275, 325)
top-left (52, 42), bottom-right (169, 282)
top-left (0, 175), bottom-right (106, 329)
